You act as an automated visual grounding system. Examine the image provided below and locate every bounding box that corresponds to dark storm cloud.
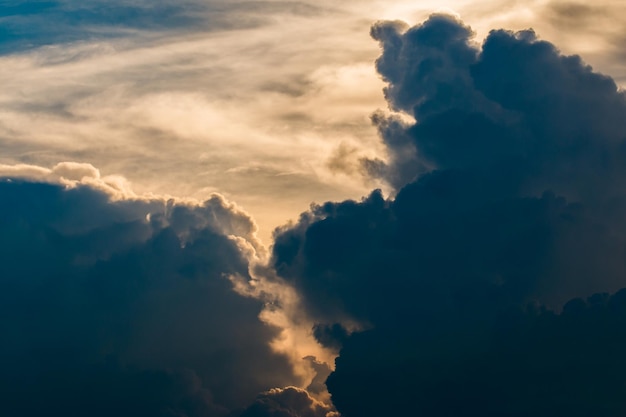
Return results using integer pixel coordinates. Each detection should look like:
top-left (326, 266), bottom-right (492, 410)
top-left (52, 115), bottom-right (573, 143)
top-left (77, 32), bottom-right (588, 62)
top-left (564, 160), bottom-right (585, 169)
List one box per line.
top-left (327, 290), bottom-right (626, 417)
top-left (0, 178), bottom-right (294, 416)
top-left (270, 14), bottom-right (626, 416)
top-left (369, 14), bottom-right (626, 193)
top-left (311, 323), bottom-right (349, 351)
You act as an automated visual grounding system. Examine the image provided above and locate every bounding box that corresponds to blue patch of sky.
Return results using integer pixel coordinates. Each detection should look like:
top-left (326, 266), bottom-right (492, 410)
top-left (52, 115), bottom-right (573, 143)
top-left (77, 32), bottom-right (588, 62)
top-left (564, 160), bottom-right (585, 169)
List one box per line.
top-left (0, 0), bottom-right (213, 54)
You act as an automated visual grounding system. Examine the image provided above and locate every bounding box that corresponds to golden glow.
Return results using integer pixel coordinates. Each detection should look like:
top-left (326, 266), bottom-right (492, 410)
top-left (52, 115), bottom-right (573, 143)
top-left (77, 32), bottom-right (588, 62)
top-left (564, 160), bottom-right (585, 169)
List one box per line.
top-left (0, 1), bottom-right (624, 244)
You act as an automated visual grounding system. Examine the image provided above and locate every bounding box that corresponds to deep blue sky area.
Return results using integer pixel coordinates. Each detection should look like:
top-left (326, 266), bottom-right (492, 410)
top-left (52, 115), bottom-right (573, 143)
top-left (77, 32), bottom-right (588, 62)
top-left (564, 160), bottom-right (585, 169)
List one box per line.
top-left (0, 1), bottom-right (207, 52)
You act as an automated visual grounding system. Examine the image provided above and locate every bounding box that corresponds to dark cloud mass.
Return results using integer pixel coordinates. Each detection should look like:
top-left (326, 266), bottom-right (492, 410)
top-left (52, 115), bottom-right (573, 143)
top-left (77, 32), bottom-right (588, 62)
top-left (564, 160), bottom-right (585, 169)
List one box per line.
top-left (271, 14), bottom-right (626, 416)
top-left (0, 178), bottom-right (295, 416)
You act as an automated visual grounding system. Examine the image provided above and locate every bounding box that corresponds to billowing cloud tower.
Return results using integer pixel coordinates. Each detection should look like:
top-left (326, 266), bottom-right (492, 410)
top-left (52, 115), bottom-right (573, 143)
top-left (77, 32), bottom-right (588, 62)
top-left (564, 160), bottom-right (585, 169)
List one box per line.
top-left (271, 14), bottom-right (626, 417)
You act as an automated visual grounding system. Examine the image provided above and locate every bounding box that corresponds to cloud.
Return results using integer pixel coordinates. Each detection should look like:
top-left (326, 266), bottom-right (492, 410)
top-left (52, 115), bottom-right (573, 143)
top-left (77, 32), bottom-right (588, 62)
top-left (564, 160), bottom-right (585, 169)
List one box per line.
top-left (369, 14), bottom-right (626, 192)
top-left (3, 0), bottom-right (624, 246)
top-left (3, 3), bottom-right (626, 415)
top-left (545, 2), bottom-right (606, 28)
top-left (327, 290), bottom-right (626, 417)
top-left (270, 14), bottom-right (626, 416)
top-left (0, 165), bottom-right (298, 416)
top-left (238, 386), bottom-right (339, 417)
top-left (543, 1), bottom-right (626, 50)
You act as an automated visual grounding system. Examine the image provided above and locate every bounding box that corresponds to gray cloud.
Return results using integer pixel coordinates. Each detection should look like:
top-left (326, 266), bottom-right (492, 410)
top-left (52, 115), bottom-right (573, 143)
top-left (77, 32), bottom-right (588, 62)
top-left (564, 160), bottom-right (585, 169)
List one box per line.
top-left (541, 1), bottom-right (626, 84)
top-left (369, 13), bottom-right (626, 196)
top-left (270, 14), bottom-right (626, 416)
top-left (0, 170), bottom-right (296, 416)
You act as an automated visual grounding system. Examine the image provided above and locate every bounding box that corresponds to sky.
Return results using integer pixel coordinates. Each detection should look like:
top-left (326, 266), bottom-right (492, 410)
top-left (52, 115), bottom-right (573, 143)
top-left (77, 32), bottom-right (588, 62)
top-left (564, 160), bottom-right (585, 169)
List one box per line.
top-left (2, 1), bottom-right (626, 416)
top-left (1, 0), bottom-right (625, 244)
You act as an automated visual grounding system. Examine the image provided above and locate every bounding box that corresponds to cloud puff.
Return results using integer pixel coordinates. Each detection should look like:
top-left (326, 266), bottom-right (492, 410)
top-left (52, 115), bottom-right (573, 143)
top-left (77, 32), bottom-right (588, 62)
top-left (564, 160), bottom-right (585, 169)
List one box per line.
top-left (368, 14), bottom-right (626, 193)
top-left (0, 166), bottom-right (295, 416)
top-left (270, 14), bottom-right (626, 416)
top-left (239, 386), bottom-right (339, 417)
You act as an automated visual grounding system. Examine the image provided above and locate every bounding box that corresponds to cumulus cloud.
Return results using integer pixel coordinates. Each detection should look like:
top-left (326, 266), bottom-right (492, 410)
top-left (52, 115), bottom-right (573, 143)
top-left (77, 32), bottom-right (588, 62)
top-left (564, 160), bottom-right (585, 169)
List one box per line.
top-left (270, 14), bottom-right (626, 416)
top-left (368, 14), bottom-right (626, 193)
top-left (0, 165), bottom-right (297, 416)
top-left (238, 386), bottom-right (339, 417)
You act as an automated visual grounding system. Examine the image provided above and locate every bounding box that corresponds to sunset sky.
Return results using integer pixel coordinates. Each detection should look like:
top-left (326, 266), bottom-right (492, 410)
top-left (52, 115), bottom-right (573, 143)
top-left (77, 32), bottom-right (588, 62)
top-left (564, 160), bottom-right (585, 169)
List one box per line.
top-left (1, 0), bottom-right (625, 243)
top-left (2, 1), bottom-right (626, 416)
